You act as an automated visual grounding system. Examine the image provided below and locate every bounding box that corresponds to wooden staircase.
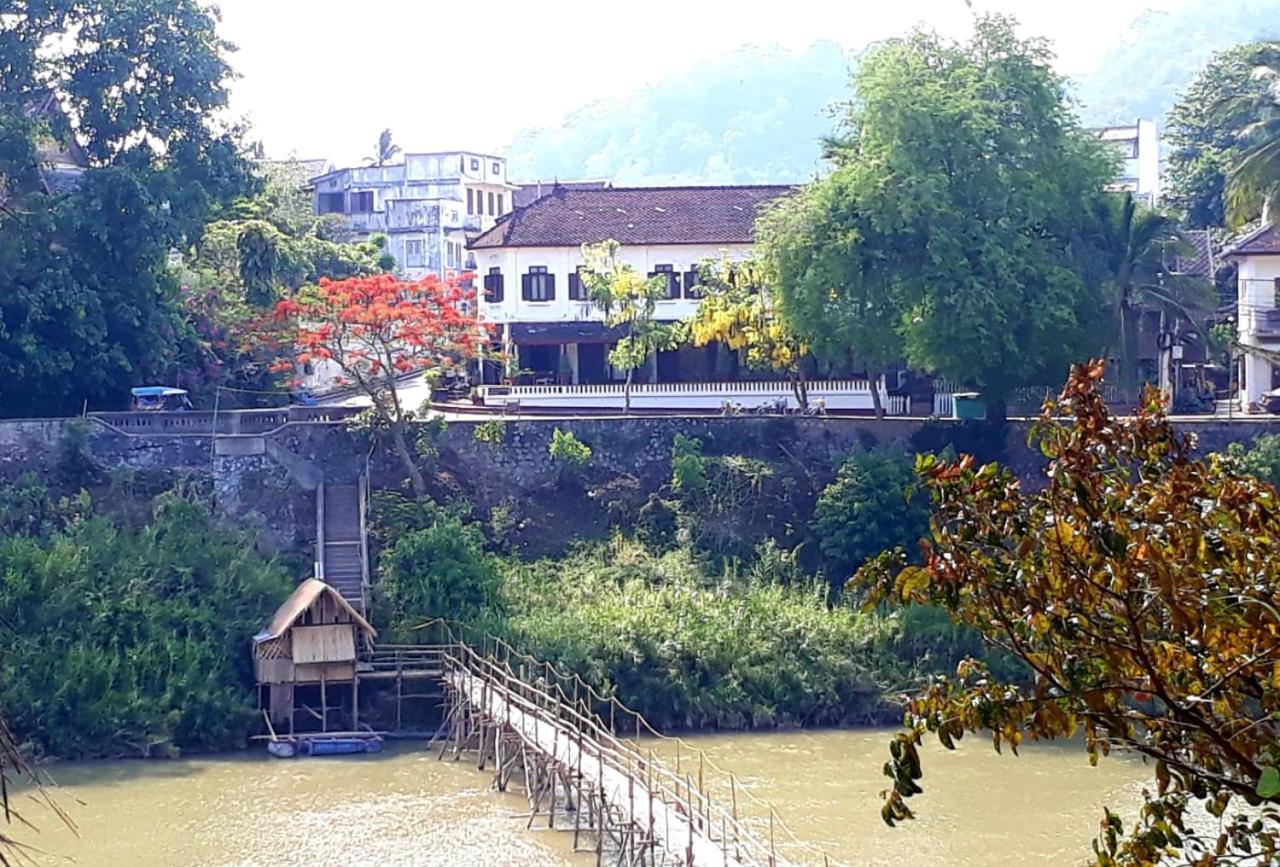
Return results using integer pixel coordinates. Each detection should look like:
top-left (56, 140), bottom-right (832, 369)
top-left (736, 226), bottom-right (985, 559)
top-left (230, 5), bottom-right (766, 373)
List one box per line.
top-left (320, 483), bottom-right (368, 614)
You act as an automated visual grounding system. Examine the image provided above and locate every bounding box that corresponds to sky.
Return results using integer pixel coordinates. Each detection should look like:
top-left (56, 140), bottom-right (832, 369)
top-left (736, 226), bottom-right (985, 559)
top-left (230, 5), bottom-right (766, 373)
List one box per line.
top-left (214, 0), bottom-right (1191, 167)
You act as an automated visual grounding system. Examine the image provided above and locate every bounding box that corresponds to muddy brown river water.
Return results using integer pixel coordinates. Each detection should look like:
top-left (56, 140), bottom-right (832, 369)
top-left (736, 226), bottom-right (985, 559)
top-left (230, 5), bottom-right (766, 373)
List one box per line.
top-left (24, 729), bottom-right (1150, 866)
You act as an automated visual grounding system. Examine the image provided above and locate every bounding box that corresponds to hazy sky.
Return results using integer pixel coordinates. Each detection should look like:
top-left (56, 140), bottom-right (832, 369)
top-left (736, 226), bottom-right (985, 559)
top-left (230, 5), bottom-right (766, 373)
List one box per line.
top-left (214, 0), bottom-right (1188, 166)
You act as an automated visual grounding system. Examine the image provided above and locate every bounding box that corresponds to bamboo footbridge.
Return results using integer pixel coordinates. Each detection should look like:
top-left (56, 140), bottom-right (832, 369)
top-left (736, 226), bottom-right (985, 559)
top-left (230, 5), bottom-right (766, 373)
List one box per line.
top-left (403, 621), bottom-right (842, 867)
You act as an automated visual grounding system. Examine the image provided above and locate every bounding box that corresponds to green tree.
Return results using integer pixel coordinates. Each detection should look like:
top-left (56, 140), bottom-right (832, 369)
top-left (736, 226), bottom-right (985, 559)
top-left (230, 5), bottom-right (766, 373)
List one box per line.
top-left (685, 256), bottom-right (814, 409)
top-left (580, 240), bottom-right (680, 412)
top-left (1166, 43), bottom-right (1280, 228)
top-left (1221, 43), bottom-right (1280, 226)
top-left (758, 173), bottom-right (903, 418)
top-left (808, 16), bottom-right (1114, 417)
top-left (0, 0), bottom-right (255, 415)
top-left (812, 451), bottom-right (929, 585)
top-left (861, 362), bottom-right (1280, 865)
top-left (374, 500), bottom-right (501, 640)
top-left (1225, 433), bottom-right (1280, 485)
top-left (368, 128), bottom-right (401, 167)
top-left (1084, 193), bottom-right (1215, 384)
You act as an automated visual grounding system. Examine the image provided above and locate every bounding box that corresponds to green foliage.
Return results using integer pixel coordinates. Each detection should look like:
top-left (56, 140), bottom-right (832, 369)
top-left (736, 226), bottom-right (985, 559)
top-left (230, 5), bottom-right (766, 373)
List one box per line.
top-left (789, 16), bottom-right (1115, 408)
top-left (669, 434), bottom-right (707, 495)
top-left (1166, 43), bottom-right (1280, 227)
top-left (1073, 0), bottom-right (1280, 127)
top-left (0, 0), bottom-right (257, 416)
top-left (500, 539), bottom-right (899, 729)
top-left (474, 419), bottom-right (509, 447)
top-left (373, 497), bottom-right (502, 641)
top-left (1225, 433), bottom-right (1280, 485)
top-left (812, 451), bottom-right (930, 583)
top-left (580, 240), bottom-right (681, 411)
top-left (0, 482), bottom-right (293, 757)
top-left (549, 428), bottom-right (592, 465)
top-left (859, 363), bottom-right (1280, 862)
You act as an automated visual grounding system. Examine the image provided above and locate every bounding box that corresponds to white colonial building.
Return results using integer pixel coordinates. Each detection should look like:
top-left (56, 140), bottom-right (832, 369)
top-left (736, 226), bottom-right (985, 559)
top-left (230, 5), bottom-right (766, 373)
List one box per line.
top-left (1227, 223), bottom-right (1280, 407)
top-left (310, 151), bottom-right (517, 280)
top-left (1095, 120), bottom-right (1161, 206)
top-left (468, 184), bottom-right (789, 386)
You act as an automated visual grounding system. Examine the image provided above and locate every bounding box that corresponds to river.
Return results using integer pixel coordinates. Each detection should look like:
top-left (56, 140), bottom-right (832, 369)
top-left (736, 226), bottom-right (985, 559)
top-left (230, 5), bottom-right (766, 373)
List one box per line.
top-left (23, 730), bottom-right (1148, 866)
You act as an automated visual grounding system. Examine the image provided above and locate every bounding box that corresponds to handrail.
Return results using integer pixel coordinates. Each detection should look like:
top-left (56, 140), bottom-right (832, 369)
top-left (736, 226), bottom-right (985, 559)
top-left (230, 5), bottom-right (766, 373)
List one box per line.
top-left (417, 618), bottom-right (841, 866)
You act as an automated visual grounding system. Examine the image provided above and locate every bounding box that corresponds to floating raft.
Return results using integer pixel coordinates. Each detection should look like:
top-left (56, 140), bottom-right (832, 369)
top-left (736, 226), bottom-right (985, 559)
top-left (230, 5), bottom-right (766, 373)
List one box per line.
top-left (264, 731), bottom-right (384, 758)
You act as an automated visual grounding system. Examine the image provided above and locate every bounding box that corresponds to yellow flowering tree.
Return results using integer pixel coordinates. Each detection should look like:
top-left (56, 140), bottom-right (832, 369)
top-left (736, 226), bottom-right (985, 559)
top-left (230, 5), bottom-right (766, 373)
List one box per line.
top-left (686, 257), bottom-right (812, 409)
top-left (581, 240), bottom-right (680, 413)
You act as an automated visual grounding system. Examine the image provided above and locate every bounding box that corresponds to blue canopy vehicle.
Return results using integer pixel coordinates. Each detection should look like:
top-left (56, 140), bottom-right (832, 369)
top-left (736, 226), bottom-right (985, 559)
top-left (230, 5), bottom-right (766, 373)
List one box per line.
top-left (130, 386), bottom-right (192, 411)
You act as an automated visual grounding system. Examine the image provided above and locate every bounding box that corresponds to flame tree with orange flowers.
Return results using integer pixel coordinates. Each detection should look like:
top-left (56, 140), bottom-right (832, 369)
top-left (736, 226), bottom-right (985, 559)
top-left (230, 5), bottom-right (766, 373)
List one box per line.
top-left (273, 273), bottom-right (485, 494)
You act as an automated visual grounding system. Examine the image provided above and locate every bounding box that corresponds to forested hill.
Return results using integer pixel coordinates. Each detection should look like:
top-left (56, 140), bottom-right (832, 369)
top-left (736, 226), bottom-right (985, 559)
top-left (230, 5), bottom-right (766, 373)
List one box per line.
top-left (506, 0), bottom-right (1280, 184)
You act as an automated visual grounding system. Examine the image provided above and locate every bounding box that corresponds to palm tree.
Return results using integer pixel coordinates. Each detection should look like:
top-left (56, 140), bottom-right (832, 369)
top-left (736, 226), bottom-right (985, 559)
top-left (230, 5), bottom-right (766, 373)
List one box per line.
top-left (1090, 193), bottom-right (1215, 384)
top-left (366, 128), bottom-right (401, 168)
top-left (1221, 43), bottom-right (1280, 226)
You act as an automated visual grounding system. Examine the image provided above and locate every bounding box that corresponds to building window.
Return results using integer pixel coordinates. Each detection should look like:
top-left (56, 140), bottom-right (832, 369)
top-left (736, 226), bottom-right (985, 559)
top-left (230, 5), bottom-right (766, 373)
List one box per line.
top-left (496, 193), bottom-right (505, 214)
top-left (492, 161), bottom-right (501, 175)
top-left (683, 266), bottom-right (702, 299)
top-left (522, 266), bottom-right (555, 302)
top-left (467, 189), bottom-right (474, 214)
top-left (569, 267), bottom-right (589, 301)
top-left (350, 190), bottom-right (374, 213)
top-left (1273, 277), bottom-right (1280, 309)
top-left (649, 264), bottom-right (680, 299)
top-left (487, 191), bottom-right (495, 215)
top-left (404, 238), bottom-right (425, 267)
top-left (317, 192), bottom-right (344, 214)
top-left (470, 158), bottom-right (480, 171)
top-left (483, 267), bottom-right (504, 303)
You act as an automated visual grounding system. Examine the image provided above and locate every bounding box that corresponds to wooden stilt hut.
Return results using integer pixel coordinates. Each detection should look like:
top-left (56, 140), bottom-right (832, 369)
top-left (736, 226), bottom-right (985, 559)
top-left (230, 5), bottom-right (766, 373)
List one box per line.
top-left (253, 579), bottom-right (377, 734)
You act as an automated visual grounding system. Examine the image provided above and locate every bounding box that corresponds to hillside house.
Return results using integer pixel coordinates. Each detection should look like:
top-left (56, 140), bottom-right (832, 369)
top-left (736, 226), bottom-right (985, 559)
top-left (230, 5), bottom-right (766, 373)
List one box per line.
top-left (1095, 120), bottom-right (1161, 206)
top-left (1226, 223), bottom-right (1280, 407)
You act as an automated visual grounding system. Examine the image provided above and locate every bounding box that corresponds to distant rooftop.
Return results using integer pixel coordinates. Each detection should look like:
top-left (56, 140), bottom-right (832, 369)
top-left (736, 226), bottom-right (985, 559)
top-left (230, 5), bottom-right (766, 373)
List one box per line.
top-left (1225, 222), bottom-right (1280, 257)
top-left (470, 184), bottom-right (794, 249)
top-left (512, 179), bottom-right (612, 210)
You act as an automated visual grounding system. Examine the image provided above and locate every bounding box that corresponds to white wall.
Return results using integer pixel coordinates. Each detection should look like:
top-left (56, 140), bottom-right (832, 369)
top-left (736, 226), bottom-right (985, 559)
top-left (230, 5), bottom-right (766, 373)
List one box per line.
top-left (473, 243), bottom-right (755, 325)
top-left (1236, 252), bottom-right (1280, 404)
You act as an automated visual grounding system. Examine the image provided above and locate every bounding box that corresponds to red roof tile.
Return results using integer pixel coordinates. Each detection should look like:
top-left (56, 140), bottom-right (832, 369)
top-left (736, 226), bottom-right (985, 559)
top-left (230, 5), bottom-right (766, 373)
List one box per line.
top-left (470, 184), bottom-right (794, 249)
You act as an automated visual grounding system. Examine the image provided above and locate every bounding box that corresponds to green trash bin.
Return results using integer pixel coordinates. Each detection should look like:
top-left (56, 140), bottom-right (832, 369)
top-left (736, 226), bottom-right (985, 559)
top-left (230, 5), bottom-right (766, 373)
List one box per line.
top-left (952, 392), bottom-right (986, 420)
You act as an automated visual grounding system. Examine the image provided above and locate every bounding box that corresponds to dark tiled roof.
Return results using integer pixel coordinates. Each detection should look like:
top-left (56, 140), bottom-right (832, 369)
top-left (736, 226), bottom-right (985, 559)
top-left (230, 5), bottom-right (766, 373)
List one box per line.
top-left (512, 179), bottom-right (612, 209)
top-left (1225, 222), bottom-right (1280, 256)
top-left (1172, 229), bottom-right (1215, 277)
top-left (471, 184), bottom-right (794, 249)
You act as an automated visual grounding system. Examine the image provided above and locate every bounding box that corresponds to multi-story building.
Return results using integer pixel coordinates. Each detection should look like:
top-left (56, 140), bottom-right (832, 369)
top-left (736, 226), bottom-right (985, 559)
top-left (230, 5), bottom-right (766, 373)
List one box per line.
top-left (1227, 223), bottom-right (1280, 407)
top-left (469, 184), bottom-right (790, 386)
top-left (309, 151), bottom-right (517, 280)
top-left (1095, 120), bottom-right (1161, 205)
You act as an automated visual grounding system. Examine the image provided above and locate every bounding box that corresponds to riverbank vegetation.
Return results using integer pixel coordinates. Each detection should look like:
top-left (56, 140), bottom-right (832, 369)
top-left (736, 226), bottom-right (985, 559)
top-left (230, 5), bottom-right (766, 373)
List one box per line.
top-left (0, 475), bottom-right (293, 758)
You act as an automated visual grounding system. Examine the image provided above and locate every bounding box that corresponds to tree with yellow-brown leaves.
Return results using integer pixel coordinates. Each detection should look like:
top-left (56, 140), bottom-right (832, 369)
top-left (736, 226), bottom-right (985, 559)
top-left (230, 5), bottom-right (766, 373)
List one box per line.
top-left (685, 256), bottom-right (813, 410)
top-left (859, 361), bottom-right (1280, 865)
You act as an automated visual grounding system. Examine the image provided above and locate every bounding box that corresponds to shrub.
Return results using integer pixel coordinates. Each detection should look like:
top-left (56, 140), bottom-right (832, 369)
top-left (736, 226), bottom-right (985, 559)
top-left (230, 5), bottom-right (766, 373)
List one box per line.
top-left (812, 451), bottom-right (930, 585)
top-left (376, 501), bottom-right (502, 640)
top-left (549, 428), bottom-right (591, 464)
top-left (670, 434), bottom-right (707, 495)
top-left (474, 419), bottom-right (508, 447)
top-left (1225, 433), bottom-right (1280, 486)
top-left (498, 539), bottom-right (901, 729)
top-left (0, 490), bottom-right (293, 758)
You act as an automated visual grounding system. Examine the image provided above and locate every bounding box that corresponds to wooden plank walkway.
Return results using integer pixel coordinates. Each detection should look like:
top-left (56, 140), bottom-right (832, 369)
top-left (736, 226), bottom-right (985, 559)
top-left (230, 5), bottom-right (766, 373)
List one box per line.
top-left (427, 634), bottom-right (835, 867)
top-left (446, 666), bottom-right (742, 866)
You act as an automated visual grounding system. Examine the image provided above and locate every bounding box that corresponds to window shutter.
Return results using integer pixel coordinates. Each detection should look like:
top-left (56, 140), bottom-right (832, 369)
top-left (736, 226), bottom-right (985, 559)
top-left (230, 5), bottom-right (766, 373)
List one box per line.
top-left (684, 267), bottom-right (700, 298)
top-left (545, 273), bottom-right (556, 301)
top-left (522, 273), bottom-right (533, 301)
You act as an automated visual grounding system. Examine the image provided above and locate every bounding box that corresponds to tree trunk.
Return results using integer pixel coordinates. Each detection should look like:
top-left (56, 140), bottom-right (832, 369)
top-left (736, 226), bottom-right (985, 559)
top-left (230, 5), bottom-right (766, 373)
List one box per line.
top-left (869, 372), bottom-right (885, 419)
top-left (790, 370), bottom-right (809, 411)
top-left (623, 367), bottom-right (633, 414)
top-left (390, 419), bottom-right (426, 496)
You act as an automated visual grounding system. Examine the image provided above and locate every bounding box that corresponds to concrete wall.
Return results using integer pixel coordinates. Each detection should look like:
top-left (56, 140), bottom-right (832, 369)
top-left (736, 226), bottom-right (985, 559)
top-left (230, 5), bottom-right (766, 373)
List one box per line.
top-left (3, 414), bottom-right (1278, 557)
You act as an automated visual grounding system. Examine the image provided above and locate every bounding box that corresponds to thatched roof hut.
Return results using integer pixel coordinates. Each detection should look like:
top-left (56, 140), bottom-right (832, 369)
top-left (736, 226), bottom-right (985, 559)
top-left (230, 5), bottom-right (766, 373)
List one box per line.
top-left (253, 579), bottom-right (376, 686)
